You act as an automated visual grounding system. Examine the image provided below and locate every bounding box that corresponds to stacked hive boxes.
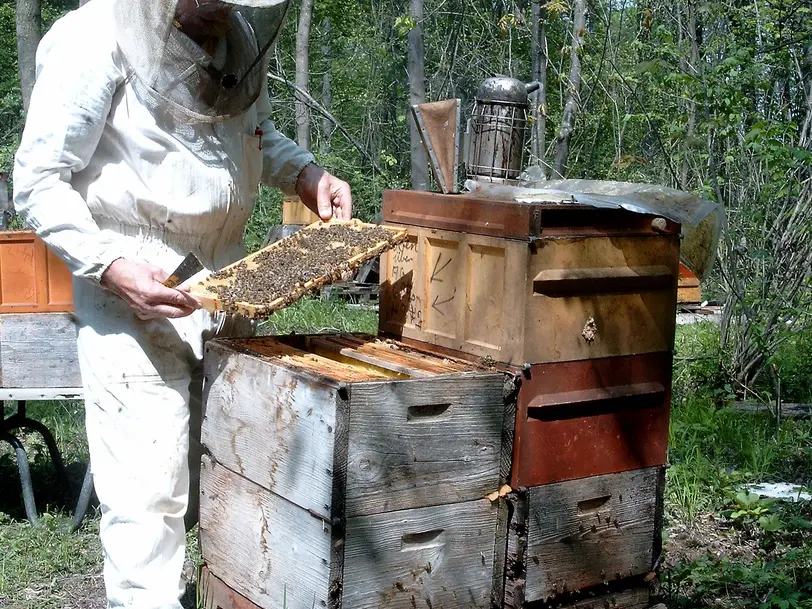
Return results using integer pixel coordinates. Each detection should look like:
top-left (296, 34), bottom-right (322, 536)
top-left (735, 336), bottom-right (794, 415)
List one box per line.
top-left (198, 334), bottom-right (515, 609)
top-left (379, 190), bottom-right (679, 608)
top-left (0, 231), bottom-right (79, 388)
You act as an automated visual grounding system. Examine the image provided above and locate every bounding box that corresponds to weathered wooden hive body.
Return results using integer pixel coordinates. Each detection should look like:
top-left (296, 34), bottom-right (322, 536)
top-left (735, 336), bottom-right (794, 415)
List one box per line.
top-left (379, 190), bottom-right (680, 366)
top-left (378, 189), bottom-right (679, 608)
top-left (201, 188), bottom-right (680, 609)
top-left (199, 335), bottom-right (514, 609)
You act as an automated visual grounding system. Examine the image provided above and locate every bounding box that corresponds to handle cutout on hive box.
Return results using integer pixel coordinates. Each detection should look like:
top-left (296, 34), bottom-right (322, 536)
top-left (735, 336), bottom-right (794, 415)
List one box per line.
top-left (527, 382), bottom-right (666, 421)
top-left (578, 495), bottom-right (611, 514)
top-left (533, 265), bottom-right (673, 296)
top-left (407, 403), bottom-right (451, 421)
top-left (401, 529), bottom-right (446, 552)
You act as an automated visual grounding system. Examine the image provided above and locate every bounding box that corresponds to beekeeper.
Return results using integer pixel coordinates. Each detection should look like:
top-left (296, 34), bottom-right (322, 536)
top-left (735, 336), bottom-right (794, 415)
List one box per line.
top-left (12, 0), bottom-right (350, 607)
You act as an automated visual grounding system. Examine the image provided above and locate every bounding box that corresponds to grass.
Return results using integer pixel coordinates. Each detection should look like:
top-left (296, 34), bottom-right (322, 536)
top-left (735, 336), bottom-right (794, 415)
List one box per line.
top-left (0, 297), bottom-right (374, 609)
top-left (260, 296), bottom-right (378, 336)
top-left (0, 400), bottom-right (101, 609)
top-left (0, 308), bottom-right (809, 609)
top-left (662, 322), bottom-right (812, 609)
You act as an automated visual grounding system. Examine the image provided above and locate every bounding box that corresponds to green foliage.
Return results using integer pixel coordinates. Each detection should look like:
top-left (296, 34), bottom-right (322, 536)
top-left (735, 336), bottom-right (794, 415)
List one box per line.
top-left (667, 323), bottom-right (812, 526)
top-left (0, 2), bottom-right (23, 172)
top-left (0, 513), bottom-right (102, 609)
top-left (665, 546), bottom-right (812, 609)
top-left (663, 322), bottom-right (812, 609)
top-left (243, 185), bottom-right (282, 253)
top-left (259, 296), bottom-right (378, 336)
top-left (772, 331), bottom-right (812, 404)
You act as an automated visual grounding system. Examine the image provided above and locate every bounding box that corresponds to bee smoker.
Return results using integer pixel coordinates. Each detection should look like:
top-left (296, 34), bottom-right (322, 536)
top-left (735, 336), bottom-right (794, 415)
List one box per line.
top-left (466, 76), bottom-right (540, 184)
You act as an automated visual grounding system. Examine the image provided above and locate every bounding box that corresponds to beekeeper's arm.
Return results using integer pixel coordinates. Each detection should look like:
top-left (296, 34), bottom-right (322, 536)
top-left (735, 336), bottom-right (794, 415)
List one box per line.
top-left (255, 82), bottom-right (352, 220)
top-left (13, 21), bottom-right (198, 319)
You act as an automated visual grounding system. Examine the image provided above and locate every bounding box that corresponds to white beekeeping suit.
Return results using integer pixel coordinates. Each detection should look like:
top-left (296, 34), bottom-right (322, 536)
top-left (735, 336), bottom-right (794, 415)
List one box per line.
top-left (12, 1), bottom-right (323, 607)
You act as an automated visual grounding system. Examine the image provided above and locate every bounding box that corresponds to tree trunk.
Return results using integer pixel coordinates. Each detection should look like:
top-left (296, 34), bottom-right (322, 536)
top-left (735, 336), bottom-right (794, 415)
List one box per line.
top-left (552, 0), bottom-right (586, 178)
top-left (800, 41), bottom-right (812, 149)
top-left (321, 17), bottom-right (334, 149)
top-left (679, 0), bottom-right (699, 189)
top-left (16, 0), bottom-right (42, 114)
top-left (295, 0), bottom-right (314, 150)
top-left (407, 0), bottom-right (429, 190)
top-left (530, 0), bottom-right (548, 171)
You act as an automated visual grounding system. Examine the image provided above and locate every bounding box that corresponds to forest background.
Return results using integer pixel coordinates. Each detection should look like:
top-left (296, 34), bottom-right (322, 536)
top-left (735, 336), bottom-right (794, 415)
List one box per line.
top-left (2, 0), bottom-right (811, 396)
top-left (0, 1), bottom-right (810, 608)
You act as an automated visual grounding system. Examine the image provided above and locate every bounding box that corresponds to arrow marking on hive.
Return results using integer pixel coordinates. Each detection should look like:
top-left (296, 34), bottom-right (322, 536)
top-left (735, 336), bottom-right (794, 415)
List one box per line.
top-left (430, 253), bottom-right (453, 283)
top-left (431, 290), bottom-right (456, 315)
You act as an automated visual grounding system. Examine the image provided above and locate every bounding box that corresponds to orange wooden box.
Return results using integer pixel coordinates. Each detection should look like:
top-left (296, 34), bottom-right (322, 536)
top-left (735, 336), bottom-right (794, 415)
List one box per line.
top-left (0, 231), bottom-right (73, 313)
top-left (677, 262), bottom-right (701, 304)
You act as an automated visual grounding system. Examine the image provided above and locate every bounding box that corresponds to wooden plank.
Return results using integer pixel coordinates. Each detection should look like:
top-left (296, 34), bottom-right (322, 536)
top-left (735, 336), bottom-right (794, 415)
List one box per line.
top-left (199, 459), bottom-right (333, 609)
top-left (556, 588), bottom-right (650, 609)
top-left (380, 223), bottom-right (679, 365)
top-left (202, 340), bottom-right (339, 520)
top-left (380, 225), bottom-right (531, 363)
top-left (219, 337), bottom-right (391, 383)
top-left (0, 232), bottom-right (73, 313)
top-left (381, 190), bottom-right (679, 240)
top-left (732, 402), bottom-right (812, 419)
top-left (311, 335), bottom-right (477, 377)
top-left (512, 353), bottom-right (672, 488)
top-left (190, 220), bottom-right (408, 318)
top-left (347, 337), bottom-right (476, 375)
top-left (0, 313), bottom-right (81, 388)
top-left (523, 468), bottom-right (661, 603)
top-left (0, 388), bottom-right (82, 400)
top-left (341, 498), bottom-right (499, 609)
top-left (503, 490), bottom-right (528, 609)
top-left (345, 374), bottom-right (507, 517)
top-left (199, 567), bottom-right (263, 609)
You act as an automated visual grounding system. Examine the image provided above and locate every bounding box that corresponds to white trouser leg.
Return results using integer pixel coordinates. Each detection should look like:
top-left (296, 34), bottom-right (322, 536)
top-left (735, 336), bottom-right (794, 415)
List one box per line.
top-left (85, 377), bottom-right (191, 609)
top-left (75, 278), bottom-right (213, 609)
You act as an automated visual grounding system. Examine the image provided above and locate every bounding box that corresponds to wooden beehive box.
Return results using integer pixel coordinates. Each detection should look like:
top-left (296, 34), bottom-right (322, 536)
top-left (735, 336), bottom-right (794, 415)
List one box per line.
top-left (379, 191), bottom-right (680, 366)
top-left (282, 194), bottom-right (321, 226)
top-left (0, 231), bottom-right (73, 313)
top-left (677, 262), bottom-right (701, 304)
top-left (509, 353), bottom-right (672, 488)
top-left (503, 467), bottom-right (665, 608)
top-left (199, 334), bottom-right (515, 609)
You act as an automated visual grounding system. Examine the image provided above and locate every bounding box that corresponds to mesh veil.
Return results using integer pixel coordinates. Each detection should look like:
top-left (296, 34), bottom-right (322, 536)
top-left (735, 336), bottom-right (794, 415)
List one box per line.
top-left (113, 0), bottom-right (289, 124)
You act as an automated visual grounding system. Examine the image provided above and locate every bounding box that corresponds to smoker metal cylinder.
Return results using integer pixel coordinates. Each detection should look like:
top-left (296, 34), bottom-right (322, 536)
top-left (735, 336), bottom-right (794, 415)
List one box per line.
top-left (467, 77), bottom-right (539, 183)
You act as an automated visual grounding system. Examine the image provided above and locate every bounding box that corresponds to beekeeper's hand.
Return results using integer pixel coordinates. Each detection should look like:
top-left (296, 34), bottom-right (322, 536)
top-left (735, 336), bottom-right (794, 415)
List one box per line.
top-left (296, 163), bottom-right (353, 221)
top-left (101, 259), bottom-right (202, 320)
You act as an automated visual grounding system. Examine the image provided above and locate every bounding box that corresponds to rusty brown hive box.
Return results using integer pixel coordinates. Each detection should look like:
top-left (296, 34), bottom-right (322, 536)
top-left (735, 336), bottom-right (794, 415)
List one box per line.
top-left (509, 352), bottom-right (672, 488)
top-left (379, 190), bottom-right (680, 366)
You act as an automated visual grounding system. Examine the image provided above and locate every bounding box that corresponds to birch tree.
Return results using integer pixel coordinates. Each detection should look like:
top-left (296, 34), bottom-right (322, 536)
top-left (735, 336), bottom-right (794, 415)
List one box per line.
top-left (407, 0), bottom-right (429, 190)
top-left (295, 0), bottom-right (314, 150)
top-left (552, 0), bottom-right (586, 177)
top-left (16, 0), bottom-right (41, 114)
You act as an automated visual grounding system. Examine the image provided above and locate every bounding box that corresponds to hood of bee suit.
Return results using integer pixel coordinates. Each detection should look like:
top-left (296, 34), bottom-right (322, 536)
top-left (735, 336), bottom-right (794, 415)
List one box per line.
top-left (112, 0), bottom-right (290, 123)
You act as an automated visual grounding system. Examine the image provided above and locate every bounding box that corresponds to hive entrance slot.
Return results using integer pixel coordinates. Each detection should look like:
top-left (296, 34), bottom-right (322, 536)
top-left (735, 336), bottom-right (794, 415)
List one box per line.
top-left (401, 529), bottom-right (446, 552)
top-left (578, 495), bottom-right (611, 514)
top-left (407, 403), bottom-right (451, 421)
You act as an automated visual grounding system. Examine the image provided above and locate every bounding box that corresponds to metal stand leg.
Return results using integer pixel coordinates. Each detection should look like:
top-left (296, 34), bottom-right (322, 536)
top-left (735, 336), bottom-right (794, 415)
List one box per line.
top-left (4, 401), bottom-right (69, 496)
top-left (70, 465), bottom-right (94, 533)
top-left (0, 431), bottom-right (39, 525)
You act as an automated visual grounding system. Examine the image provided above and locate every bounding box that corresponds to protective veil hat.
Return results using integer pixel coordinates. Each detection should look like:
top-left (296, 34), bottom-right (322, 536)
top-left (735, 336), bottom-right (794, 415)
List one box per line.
top-left (113, 0), bottom-right (290, 123)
